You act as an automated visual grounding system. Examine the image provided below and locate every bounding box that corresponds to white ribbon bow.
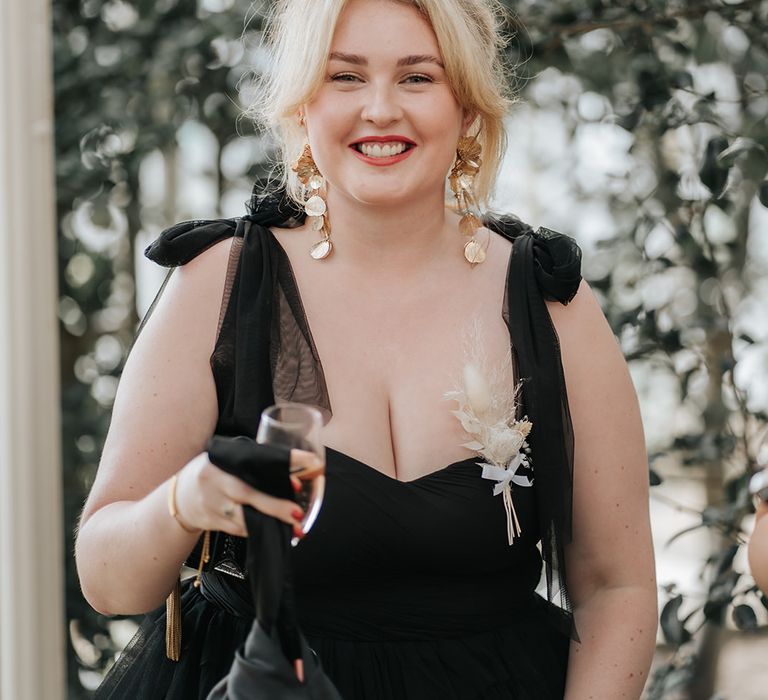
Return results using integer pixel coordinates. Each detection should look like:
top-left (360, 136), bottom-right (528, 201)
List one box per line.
top-left (479, 454), bottom-right (533, 545)
top-left (480, 454), bottom-right (533, 495)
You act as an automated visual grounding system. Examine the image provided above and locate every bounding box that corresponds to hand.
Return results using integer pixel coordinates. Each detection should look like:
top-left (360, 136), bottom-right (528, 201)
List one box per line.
top-left (171, 449), bottom-right (320, 537)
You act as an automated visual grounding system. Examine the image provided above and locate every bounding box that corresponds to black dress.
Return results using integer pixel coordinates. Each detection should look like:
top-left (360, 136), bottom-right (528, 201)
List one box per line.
top-left (95, 194), bottom-right (582, 700)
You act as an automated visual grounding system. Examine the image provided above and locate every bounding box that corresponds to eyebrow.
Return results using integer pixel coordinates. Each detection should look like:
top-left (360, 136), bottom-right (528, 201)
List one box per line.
top-left (328, 52), bottom-right (444, 68)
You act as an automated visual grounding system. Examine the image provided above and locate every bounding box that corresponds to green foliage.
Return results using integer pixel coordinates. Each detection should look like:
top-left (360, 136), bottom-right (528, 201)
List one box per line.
top-left (55, 0), bottom-right (768, 697)
top-left (53, 1), bottom-right (267, 695)
top-left (503, 0), bottom-right (768, 696)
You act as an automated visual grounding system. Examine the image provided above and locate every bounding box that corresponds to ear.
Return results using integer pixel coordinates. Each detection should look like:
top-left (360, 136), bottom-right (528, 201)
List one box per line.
top-left (461, 110), bottom-right (479, 136)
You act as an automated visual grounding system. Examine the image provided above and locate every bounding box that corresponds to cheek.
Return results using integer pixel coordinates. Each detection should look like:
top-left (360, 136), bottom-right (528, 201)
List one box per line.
top-left (304, 94), bottom-right (355, 170)
top-left (419, 108), bottom-right (463, 172)
top-left (306, 90), bottom-right (344, 128)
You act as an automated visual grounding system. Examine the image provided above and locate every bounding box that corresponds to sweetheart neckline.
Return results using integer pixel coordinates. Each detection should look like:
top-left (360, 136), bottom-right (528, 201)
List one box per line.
top-left (265, 226), bottom-right (515, 486)
top-left (325, 445), bottom-right (479, 485)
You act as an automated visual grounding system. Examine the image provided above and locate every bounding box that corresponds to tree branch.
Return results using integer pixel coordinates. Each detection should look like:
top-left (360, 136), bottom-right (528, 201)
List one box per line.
top-left (528, 0), bottom-right (764, 53)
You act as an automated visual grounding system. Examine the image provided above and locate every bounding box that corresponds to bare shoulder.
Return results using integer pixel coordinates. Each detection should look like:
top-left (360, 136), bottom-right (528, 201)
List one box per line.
top-left (81, 236), bottom-right (234, 522)
top-left (157, 235), bottom-right (234, 324)
top-left (547, 280), bottom-right (608, 341)
top-left (546, 280), bottom-right (627, 392)
top-left (130, 234), bottom-right (234, 371)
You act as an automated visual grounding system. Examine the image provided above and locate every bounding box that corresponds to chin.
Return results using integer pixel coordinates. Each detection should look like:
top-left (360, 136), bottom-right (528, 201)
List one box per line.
top-left (354, 192), bottom-right (412, 208)
top-left (345, 180), bottom-right (439, 209)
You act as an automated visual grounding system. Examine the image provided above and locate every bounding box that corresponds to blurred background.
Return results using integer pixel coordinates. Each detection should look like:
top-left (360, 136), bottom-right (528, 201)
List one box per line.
top-left (38, 0), bottom-right (768, 697)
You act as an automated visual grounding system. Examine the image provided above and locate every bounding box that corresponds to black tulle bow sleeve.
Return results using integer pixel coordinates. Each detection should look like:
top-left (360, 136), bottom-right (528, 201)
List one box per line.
top-left (245, 187), bottom-right (305, 229)
top-left (531, 228), bottom-right (582, 305)
top-left (144, 218), bottom-right (239, 267)
top-left (495, 223), bottom-right (582, 638)
top-left (144, 186), bottom-right (304, 268)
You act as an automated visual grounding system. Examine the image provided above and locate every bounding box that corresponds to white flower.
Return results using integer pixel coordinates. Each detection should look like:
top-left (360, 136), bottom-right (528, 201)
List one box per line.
top-left (444, 319), bottom-right (533, 473)
top-left (482, 426), bottom-right (526, 465)
top-left (463, 363), bottom-right (492, 416)
top-left (443, 322), bottom-right (534, 546)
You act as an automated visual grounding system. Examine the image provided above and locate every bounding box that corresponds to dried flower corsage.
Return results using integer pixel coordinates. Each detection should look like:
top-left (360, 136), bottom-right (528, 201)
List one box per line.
top-left (445, 323), bottom-right (533, 545)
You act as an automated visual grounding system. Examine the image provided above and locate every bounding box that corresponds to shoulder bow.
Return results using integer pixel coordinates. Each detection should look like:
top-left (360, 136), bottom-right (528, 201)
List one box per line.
top-left (530, 227), bottom-right (582, 305)
top-left (490, 217), bottom-right (582, 637)
top-left (144, 218), bottom-right (239, 267)
top-left (144, 185), bottom-right (302, 268)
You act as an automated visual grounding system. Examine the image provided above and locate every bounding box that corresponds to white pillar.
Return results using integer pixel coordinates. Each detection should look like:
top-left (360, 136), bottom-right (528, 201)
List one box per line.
top-left (0, 0), bottom-right (66, 696)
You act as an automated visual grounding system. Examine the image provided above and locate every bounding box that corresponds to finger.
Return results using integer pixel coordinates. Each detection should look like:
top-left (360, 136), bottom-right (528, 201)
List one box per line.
top-left (289, 448), bottom-right (323, 470)
top-left (208, 463), bottom-right (304, 526)
top-left (289, 449), bottom-right (324, 478)
top-left (216, 505), bottom-right (304, 541)
top-left (247, 489), bottom-right (304, 526)
top-left (224, 479), bottom-right (303, 526)
top-left (290, 475), bottom-right (302, 493)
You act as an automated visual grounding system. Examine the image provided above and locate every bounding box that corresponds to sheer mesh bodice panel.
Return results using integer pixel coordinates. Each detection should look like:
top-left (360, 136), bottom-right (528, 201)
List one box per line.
top-left (270, 239), bottom-right (332, 418)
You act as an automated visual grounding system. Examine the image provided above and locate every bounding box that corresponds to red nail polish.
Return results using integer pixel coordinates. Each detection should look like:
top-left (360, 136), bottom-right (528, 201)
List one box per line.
top-left (293, 523), bottom-right (304, 539)
top-left (292, 508), bottom-right (304, 521)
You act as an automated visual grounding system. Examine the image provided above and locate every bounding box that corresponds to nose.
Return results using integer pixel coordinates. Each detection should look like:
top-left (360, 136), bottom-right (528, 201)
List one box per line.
top-left (360, 82), bottom-right (403, 127)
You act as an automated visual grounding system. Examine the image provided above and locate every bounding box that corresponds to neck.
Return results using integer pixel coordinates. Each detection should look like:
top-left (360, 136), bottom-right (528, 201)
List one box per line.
top-left (322, 188), bottom-right (457, 271)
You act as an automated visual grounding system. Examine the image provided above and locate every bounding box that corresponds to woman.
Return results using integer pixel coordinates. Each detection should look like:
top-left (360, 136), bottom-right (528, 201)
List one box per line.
top-left (749, 471), bottom-right (768, 593)
top-left (749, 502), bottom-right (768, 593)
top-left (75, 0), bottom-right (658, 698)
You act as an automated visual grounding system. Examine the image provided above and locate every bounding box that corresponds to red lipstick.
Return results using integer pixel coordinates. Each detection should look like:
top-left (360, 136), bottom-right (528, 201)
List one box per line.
top-left (349, 135), bottom-right (417, 166)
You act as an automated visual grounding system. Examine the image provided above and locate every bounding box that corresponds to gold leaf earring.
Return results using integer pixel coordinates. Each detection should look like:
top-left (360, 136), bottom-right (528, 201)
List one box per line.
top-left (449, 136), bottom-right (486, 264)
top-left (292, 143), bottom-right (332, 260)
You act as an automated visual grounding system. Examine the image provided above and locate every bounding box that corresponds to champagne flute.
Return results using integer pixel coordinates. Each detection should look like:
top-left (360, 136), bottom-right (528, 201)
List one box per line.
top-left (256, 402), bottom-right (326, 545)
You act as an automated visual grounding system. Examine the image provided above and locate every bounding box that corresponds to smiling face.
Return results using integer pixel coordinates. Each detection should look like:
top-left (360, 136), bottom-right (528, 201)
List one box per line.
top-left (303, 0), bottom-right (468, 210)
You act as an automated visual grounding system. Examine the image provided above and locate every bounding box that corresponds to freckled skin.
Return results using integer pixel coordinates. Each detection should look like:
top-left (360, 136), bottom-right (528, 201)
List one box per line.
top-left (548, 283), bottom-right (656, 698)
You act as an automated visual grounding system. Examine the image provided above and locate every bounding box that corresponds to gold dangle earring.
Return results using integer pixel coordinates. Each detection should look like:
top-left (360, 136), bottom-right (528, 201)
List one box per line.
top-left (449, 136), bottom-right (486, 265)
top-left (292, 143), bottom-right (333, 260)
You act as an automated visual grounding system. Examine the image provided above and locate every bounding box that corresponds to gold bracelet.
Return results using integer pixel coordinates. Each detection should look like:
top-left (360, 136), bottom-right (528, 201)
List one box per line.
top-left (167, 474), bottom-right (199, 534)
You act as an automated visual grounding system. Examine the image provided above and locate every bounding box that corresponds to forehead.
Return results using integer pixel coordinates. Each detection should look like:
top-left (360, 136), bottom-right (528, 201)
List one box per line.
top-left (331, 0), bottom-right (441, 59)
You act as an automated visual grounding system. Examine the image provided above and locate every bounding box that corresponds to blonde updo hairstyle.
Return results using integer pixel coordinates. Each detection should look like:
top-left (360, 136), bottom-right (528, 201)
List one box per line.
top-left (253, 0), bottom-right (513, 209)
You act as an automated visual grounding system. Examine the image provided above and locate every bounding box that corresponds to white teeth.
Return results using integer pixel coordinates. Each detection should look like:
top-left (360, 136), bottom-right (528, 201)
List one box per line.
top-left (358, 142), bottom-right (408, 158)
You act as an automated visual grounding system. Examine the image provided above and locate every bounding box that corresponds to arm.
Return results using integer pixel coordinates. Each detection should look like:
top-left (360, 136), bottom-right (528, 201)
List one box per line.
top-left (548, 281), bottom-right (657, 700)
top-left (74, 239), bottom-right (300, 616)
top-left (748, 502), bottom-right (768, 593)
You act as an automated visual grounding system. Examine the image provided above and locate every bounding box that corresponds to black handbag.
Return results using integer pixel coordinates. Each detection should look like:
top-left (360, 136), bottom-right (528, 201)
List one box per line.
top-left (205, 436), bottom-right (343, 700)
top-left (207, 622), bottom-right (342, 700)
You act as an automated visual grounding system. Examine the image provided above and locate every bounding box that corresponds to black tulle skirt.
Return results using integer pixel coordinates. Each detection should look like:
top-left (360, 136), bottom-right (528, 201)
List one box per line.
top-left (95, 580), bottom-right (569, 700)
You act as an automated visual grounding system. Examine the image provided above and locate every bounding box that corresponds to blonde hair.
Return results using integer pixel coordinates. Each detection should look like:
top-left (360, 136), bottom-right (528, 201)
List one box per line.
top-left (252, 0), bottom-right (513, 207)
